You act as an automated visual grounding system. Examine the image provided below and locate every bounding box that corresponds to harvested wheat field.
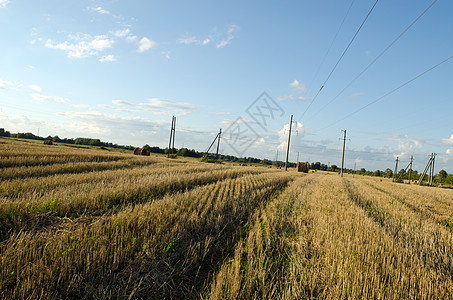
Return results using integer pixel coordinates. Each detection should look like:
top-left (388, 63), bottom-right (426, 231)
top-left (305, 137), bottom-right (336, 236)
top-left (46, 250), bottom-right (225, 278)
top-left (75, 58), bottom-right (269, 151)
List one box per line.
top-left (1, 138), bottom-right (452, 299)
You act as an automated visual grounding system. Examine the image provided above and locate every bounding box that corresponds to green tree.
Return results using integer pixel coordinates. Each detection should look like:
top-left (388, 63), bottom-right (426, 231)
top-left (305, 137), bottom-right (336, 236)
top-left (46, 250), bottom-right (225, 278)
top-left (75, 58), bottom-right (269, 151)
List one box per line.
top-left (438, 169), bottom-right (448, 182)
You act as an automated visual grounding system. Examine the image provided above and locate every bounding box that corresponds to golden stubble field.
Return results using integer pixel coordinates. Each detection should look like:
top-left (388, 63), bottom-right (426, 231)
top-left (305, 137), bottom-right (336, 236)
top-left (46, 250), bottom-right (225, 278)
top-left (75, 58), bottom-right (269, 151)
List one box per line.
top-left (0, 138), bottom-right (452, 299)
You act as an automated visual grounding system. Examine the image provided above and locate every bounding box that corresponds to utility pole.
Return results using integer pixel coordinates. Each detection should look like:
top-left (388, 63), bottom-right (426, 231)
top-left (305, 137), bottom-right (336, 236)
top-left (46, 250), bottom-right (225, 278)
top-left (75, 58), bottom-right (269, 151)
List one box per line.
top-left (408, 155), bottom-right (413, 184)
top-left (428, 153), bottom-right (436, 186)
top-left (285, 115), bottom-right (293, 171)
top-left (171, 116), bottom-right (176, 151)
top-left (297, 152), bottom-right (299, 164)
top-left (393, 157), bottom-right (399, 182)
top-left (418, 154), bottom-right (433, 185)
top-left (353, 161), bottom-right (356, 178)
top-left (168, 116), bottom-right (175, 157)
top-left (216, 128), bottom-right (221, 159)
top-left (340, 130), bottom-right (347, 177)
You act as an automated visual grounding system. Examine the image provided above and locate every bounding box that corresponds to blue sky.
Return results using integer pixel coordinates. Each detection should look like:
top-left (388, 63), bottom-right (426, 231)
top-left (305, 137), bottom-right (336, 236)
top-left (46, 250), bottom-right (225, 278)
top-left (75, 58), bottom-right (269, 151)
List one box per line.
top-left (0, 0), bottom-right (452, 173)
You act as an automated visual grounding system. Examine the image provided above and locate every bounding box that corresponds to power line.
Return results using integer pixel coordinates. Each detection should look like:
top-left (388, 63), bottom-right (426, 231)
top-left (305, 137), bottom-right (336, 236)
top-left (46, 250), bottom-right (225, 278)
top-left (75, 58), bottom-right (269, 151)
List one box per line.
top-left (315, 54), bottom-right (453, 132)
top-left (310, 0), bottom-right (439, 119)
top-left (307, 0), bottom-right (356, 91)
top-left (300, 0), bottom-right (379, 120)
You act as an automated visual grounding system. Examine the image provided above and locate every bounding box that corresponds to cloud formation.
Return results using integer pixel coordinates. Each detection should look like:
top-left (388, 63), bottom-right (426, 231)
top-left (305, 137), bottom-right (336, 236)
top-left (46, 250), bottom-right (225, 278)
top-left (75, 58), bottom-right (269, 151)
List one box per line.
top-left (28, 84), bottom-right (42, 92)
top-left (45, 34), bottom-right (114, 58)
top-left (278, 80), bottom-right (308, 102)
top-left (277, 95), bottom-right (308, 102)
top-left (442, 134), bottom-right (453, 145)
top-left (137, 37), bottom-right (156, 53)
top-left (277, 121), bottom-right (304, 151)
top-left (177, 25), bottom-right (239, 48)
top-left (30, 93), bottom-right (70, 103)
top-left (0, 78), bottom-right (22, 89)
top-left (216, 25), bottom-right (240, 48)
top-left (89, 6), bottom-right (110, 15)
top-left (289, 80), bottom-right (306, 93)
top-left (99, 54), bottom-right (116, 62)
top-left (112, 98), bottom-right (196, 115)
top-left (0, 0), bottom-right (9, 8)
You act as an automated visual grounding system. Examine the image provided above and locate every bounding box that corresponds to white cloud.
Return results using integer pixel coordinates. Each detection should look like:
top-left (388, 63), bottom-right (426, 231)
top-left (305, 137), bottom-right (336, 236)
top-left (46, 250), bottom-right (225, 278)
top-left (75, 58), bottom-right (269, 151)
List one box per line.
top-left (30, 93), bottom-right (50, 102)
top-left (53, 96), bottom-right (70, 103)
top-left (30, 93), bottom-right (70, 103)
top-left (393, 134), bottom-right (424, 159)
top-left (126, 35), bottom-right (138, 42)
top-left (0, 0), bottom-right (9, 8)
top-left (113, 28), bottom-right (130, 37)
top-left (45, 34), bottom-right (114, 58)
top-left (216, 25), bottom-right (240, 48)
top-left (0, 78), bottom-right (20, 89)
top-left (89, 6), bottom-right (110, 15)
top-left (99, 54), bottom-right (117, 62)
top-left (289, 80), bottom-right (306, 93)
top-left (442, 135), bottom-right (453, 145)
top-left (277, 95), bottom-right (308, 102)
top-left (137, 37), bottom-right (156, 53)
top-left (112, 98), bottom-right (196, 116)
top-left (161, 51), bottom-right (171, 60)
top-left (73, 104), bottom-right (93, 109)
top-left (178, 36), bottom-right (200, 45)
top-left (28, 84), bottom-right (42, 92)
top-left (446, 149), bottom-right (453, 155)
top-left (277, 121), bottom-right (304, 151)
top-left (178, 25), bottom-right (239, 49)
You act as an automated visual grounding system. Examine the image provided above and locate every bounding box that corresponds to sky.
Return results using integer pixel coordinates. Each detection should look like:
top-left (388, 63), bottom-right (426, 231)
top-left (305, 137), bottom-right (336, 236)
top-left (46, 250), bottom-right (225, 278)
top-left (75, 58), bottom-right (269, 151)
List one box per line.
top-left (0, 0), bottom-right (452, 173)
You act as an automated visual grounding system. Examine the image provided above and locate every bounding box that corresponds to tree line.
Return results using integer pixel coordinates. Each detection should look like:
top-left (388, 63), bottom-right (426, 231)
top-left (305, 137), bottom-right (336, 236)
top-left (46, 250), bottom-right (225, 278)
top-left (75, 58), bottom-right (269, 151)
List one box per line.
top-left (1, 127), bottom-right (451, 184)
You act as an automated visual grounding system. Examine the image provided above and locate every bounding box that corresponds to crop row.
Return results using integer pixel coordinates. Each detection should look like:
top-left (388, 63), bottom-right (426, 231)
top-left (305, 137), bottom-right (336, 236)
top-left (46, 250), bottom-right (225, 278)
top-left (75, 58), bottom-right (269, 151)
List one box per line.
top-left (209, 174), bottom-right (453, 299)
top-left (0, 172), bottom-right (293, 299)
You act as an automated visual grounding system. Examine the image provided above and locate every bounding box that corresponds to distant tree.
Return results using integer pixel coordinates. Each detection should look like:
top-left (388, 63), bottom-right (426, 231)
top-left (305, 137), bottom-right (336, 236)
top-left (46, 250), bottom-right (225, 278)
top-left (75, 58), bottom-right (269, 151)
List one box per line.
top-left (0, 128), bottom-right (10, 137)
top-left (398, 169), bottom-right (406, 180)
top-left (446, 174), bottom-right (453, 185)
top-left (384, 168), bottom-right (393, 178)
top-left (438, 169), bottom-right (448, 182)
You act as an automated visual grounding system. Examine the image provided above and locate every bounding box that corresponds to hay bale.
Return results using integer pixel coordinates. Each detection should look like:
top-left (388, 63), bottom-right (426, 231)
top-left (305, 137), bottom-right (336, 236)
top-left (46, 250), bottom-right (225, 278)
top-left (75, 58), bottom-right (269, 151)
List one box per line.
top-left (140, 148), bottom-right (150, 156)
top-left (133, 147), bottom-right (141, 155)
top-left (43, 140), bottom-right (53, 145)
top-left (297, 162), bottom-right (309, 173)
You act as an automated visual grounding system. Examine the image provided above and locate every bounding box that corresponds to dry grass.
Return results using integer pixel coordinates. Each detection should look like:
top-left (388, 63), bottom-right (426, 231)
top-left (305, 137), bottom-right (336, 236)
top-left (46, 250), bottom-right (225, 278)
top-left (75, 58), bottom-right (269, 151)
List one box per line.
top-left (1, 138), bottom-right (452, 299)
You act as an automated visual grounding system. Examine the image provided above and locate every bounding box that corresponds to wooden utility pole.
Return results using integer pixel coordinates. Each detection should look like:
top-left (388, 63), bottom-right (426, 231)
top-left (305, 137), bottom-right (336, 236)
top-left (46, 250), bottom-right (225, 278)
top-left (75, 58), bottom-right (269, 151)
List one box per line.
top-left (340, 130), bottom-right (347, 177)
top-left (285, 115), bottom-right (293, 171)
top-left (418, 154), bottom-right (435, 185)
top-left (408, 155), bottom-right (413, 184)
top-left (297, 152), bottom-right (299, 164)
top-left (168, 116), bottom-right (175, 157)
top-left (172, 116), bottom-right (176, 151)
top-left (216, 128), bottom-right (221, 158)
top-left (428, 153), bottom-right (436, 186)
top-left (393, 157), bottom-right (399, 182)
